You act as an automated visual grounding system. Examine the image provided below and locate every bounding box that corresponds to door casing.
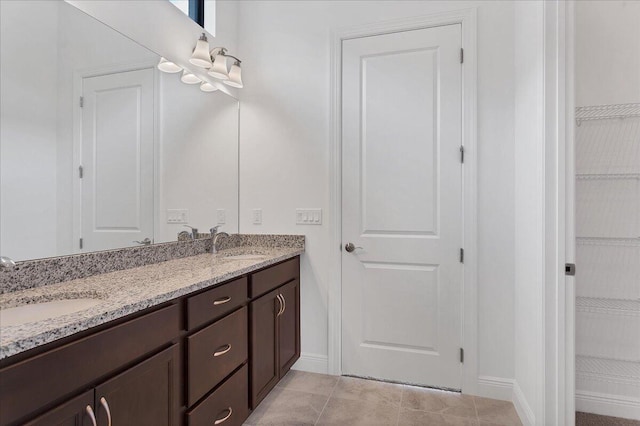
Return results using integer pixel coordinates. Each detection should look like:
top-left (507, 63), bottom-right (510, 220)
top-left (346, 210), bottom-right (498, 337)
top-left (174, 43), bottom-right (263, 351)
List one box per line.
top-left (328, 8), bottom-right (479, 394)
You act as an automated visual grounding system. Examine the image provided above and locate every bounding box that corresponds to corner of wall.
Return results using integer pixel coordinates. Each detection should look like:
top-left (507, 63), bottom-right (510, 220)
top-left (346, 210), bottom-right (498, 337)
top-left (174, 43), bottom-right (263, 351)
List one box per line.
top-left (291, 352), bottom-right (329, 375)
top-left (513, 380), bottom-right (536, 426)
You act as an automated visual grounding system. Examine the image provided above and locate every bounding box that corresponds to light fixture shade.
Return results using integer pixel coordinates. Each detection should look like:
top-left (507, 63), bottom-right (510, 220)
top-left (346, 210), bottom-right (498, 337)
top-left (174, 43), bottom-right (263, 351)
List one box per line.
top-left (189, 34), bottom-right (212, 68)
top-left (180, 70), bottom-right (201, 84)
top-left (208, 54), bottom-right (229, 80)
top-left (157, 57), bottom-right (182, 73)
top-left (200, 81), bottom-right (218, 92)
top-left (223, 62), bottom-right (243, 88)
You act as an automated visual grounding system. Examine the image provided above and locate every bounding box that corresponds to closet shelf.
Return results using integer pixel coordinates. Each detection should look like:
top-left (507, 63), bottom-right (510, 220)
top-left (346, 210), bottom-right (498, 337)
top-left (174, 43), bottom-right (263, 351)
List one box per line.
top-left (576, 173), bottom-right (640, 180)
top-left (577, 297), bottom-right (640, 316)
top-left (576, 237), bottom-right (640, 247)
top-left (575, 103), bottom-right (640, 125)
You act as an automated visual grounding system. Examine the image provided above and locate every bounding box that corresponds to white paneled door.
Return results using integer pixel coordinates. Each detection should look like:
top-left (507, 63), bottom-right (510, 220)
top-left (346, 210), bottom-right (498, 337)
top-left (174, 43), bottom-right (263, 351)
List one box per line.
top-left (341, 24), bottom-right (463, 389)
top-left (81, 68), bottom-right (154, 252)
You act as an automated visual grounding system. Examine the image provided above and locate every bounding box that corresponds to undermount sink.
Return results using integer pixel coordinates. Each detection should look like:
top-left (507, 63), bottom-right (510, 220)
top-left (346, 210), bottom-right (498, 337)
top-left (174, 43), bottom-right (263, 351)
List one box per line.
top-left (219, 254), bottom-right (268, 261)
top-left (0, 299), bottom-right (102, 327)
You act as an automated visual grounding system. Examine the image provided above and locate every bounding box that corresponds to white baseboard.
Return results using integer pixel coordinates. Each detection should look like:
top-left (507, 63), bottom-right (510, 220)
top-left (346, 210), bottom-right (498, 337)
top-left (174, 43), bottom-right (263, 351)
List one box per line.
top-left (576, 390), bottom-right (640, 420)
top-left (291, 352), bottom-right (329, 374)
top-left (512, 381), bottom-right (535, 426)
top-left (476, 376), bottom-right (514, 401)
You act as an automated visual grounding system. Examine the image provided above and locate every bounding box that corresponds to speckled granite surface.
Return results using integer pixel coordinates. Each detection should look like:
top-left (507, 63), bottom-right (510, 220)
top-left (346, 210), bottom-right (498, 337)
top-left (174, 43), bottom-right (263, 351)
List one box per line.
top-left (0, 237), bottom-right (304, 360)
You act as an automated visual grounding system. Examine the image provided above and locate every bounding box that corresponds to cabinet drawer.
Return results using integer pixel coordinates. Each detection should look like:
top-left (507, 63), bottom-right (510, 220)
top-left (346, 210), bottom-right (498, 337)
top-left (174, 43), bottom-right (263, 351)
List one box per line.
top-left (187, 306), bottom-right (248, 407)
top-left (0, 304), bottom-right (180, 426)
top-left (250, 257), bottom-right (299, 298)
top-left (186, 364), bottom-right (249, 426)
top-left (187, 277), bottom-right (247, 330)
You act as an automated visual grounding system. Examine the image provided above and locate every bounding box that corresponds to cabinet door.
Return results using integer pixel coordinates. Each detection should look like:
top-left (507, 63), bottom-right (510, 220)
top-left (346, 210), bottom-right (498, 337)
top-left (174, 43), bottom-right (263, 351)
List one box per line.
top-left (249, 289), bottom-right (279, 409)
top-left (94, 345), bottom-right (179, 426)
top-left (278, 279), bottom-right (300, 377)
top-left (23, 391), bottom-right (95, 426)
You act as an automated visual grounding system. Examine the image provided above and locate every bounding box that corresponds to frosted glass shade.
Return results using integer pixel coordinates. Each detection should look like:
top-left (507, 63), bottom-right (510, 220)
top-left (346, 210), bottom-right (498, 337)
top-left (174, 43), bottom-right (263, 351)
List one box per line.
top-left (157, 57), bottom-right (182, 73)
top-left (180, 71), bottom-right (201, 84)
top-left (189, 38), bottom-right (212, 68)
top-left (223, 63), bottom-right (243, 88)
top-left (208, 54), bottom-right (229, 80)
top-left (200, 81), bottom-right (218, 92)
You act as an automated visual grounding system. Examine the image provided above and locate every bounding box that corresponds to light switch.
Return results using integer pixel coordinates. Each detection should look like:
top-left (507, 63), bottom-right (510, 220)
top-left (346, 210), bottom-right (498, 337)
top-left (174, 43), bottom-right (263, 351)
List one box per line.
top-left (167, 209), bottom-right (188, 224)
top-left (252, 209), bottom-right (262, 225)
top-left (296, 208), bottom-right (322, 225)
top-left (217, 209), bottom-right (226, 224)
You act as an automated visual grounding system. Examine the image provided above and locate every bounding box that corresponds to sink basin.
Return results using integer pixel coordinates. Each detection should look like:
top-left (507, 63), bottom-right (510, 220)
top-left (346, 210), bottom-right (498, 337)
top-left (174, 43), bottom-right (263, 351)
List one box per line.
top-left (219, 254), bottom-right (267, 261)
top-left (0, 299), bottom-right (102, 327)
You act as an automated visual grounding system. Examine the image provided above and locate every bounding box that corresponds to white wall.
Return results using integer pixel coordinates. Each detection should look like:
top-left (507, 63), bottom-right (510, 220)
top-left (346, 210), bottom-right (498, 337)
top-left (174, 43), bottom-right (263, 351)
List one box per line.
top-left (235, 0), bottom-right (516, 390)
top-left (0, 1), bottom-right (60, 261)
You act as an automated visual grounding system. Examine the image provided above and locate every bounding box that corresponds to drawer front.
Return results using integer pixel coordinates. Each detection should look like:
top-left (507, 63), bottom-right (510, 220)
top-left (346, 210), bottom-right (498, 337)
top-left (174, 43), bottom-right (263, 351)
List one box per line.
top-left (0, 304), bottom-right (180, 426)
top-left (250, 257), bottom-right (299, 298)
top-left (187, 364), bottom-right (249, 426)
top-left (187, 306), bottom-right (248, 407)
top-left (187, 277), bottom-right (248, 330)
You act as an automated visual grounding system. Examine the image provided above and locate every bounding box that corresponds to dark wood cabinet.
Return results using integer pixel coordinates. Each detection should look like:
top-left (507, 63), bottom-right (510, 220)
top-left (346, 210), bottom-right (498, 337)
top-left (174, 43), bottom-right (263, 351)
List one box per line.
top-left (249, 262), bottom-right (300, 409)
top-left (94, 345), bottom-right (179, 426)
top-left (23, 391), bottom-right (95, 426)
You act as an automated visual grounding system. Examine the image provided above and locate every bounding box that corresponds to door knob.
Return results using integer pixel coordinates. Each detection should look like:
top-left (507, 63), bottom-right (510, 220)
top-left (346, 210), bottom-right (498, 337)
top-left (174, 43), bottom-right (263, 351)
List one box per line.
top-left (344, 243), bottom-right (362, 253)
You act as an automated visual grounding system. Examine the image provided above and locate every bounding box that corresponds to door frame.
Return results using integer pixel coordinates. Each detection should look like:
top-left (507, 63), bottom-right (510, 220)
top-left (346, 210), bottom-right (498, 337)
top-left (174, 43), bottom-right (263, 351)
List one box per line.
top-left (72, 61), bottom-right (159, 253)
top-left (327, 8), bottom-right (479, 393)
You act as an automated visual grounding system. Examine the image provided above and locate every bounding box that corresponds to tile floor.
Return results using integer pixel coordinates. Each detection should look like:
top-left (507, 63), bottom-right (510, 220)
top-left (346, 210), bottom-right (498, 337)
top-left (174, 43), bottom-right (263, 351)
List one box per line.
top-left (244, 371), bottom-right (523, 426)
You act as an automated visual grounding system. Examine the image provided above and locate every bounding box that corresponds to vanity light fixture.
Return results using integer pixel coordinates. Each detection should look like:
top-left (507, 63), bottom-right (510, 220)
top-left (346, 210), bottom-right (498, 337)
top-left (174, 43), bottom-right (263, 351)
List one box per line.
top-left (157, 57), bottom-right (182, 73)
top-left (222, 59), bottom-right (243, 88)
top-left (189, 33), bottom-right (213, 68)
top-left (180, 70), bottom-right (201, 84)
top-left (200, 81), bottom-right (218, 92)
top-left (208, 47), bottom-right (229, 80)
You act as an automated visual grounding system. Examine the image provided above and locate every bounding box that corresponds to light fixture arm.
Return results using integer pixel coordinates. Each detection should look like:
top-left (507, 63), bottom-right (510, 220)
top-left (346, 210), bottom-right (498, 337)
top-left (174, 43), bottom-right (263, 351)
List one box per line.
top-left (225, 55), bottom-right (241, 64)
top-left (209, 47), bottom-right (227, 57)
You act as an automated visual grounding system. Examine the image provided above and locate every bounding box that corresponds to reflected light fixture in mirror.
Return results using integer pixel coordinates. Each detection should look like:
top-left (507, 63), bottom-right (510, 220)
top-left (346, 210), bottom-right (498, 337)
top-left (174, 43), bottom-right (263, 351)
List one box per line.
top-left (200, 81), bottom-right (217, 92)
top-left (208, 48), bottom-right (229, 80)
top-left (180, 70), bottom-right (201, 84)
top-left (190, 33), bottom-right (212, 68)
top-left (223, 60), bottom-right (243, 88)
top-left (157, 57), bottom-right (182, 73)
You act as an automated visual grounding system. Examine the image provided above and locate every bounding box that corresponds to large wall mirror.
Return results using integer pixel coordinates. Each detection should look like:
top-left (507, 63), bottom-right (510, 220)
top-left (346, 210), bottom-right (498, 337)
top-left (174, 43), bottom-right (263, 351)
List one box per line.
top-left (0, 0), bottom-right (239, 262)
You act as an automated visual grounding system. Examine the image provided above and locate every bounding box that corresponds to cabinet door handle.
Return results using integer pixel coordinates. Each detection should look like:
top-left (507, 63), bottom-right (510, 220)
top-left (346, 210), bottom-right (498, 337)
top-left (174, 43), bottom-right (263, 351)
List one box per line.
top-left (281, 294), bottom-right (286, 315)
top-left (214, 407), bottom-right (233, 424)
top-left (213, 296), bottom-right (231, 305)
top-left (99, 397), bottom-right (112, 426)
top-left (85, 405), bottom-right (97, 426)
top-left (276, 294), bottom-right (283, 316)
top-left (213, 344), bottom-right (232, 357)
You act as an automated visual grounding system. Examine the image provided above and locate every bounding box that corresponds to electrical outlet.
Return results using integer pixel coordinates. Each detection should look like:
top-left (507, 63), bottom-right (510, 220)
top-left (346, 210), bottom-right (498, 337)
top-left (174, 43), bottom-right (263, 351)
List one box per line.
top-left (167, 209), bottom-right (188, 224)
top-left (252, 209), bottom-right (262, 225)
top-left (217, 209), bottom-right (226, 224)
top-left (296, 208), bottom-right (322, 225)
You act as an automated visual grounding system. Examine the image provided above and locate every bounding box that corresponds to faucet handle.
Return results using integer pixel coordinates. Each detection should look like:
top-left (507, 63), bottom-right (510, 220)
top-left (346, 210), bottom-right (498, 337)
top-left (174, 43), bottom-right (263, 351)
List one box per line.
top-left (184, 225), bottom-right (197, 231)
top-left (210, 225), bottom-right (222, 234)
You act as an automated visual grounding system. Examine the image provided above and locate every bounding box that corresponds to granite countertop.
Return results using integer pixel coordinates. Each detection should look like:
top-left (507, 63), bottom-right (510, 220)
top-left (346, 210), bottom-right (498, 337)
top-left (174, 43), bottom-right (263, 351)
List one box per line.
top-left (0, 246), bottom-right (303, 360)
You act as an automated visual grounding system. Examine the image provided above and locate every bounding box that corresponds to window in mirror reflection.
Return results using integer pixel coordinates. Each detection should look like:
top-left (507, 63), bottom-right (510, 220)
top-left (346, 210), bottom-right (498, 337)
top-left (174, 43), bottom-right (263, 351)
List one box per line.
top-left (168, 0), bottom-right (215, 35)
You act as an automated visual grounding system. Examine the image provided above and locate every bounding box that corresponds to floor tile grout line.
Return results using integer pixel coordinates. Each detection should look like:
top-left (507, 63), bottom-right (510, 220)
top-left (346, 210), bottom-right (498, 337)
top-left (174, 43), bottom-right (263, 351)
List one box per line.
top-left (395, 385), bottom-right (405, 426)
top-left (314, 375), bottom-right (341, 425)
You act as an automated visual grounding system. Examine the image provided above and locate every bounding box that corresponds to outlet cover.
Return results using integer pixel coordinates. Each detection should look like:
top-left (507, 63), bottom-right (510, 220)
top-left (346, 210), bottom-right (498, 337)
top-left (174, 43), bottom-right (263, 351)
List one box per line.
top-left (252, 209), bottom-right (262, 225)
top-left (167, 209), bottom-right (188, 224)
top-left (296, 208), bottom-right (322, 225)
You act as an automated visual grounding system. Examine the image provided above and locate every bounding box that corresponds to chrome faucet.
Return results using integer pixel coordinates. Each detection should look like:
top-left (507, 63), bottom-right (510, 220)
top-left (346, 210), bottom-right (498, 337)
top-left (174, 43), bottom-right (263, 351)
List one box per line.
top-left (210, 226), bottom-right (229, 254)
top-left (183, 225), bottom-right (198, 240)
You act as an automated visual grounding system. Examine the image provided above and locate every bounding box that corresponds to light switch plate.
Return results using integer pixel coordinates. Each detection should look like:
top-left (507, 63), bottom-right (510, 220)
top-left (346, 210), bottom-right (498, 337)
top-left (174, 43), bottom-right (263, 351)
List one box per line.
top-left (167, 209), bottom-right (188, 224)
top-left (252, 209), bottom-right (262, 225)
top-left (296, 208), bottom-right (322, 225)
top-left (217, 209), bottom-right (226, 224)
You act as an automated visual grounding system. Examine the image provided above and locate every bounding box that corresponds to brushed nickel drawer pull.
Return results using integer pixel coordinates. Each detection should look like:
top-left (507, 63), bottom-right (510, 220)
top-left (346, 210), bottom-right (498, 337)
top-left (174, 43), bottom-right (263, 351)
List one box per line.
top-left (85, 405), bottom-right (97, 426)
top-left (276, 294), bottom-right (284, 316)
top-left (213, 296), bottom-right (231, 305)
top-left (281, 294), bottom-right (286, 315)
top-left (214, 407), bottom-right (233, 424)
top-left (213, 344), bottom-right (232, 357)
top-left (99, 397), bottom-right (112, 426)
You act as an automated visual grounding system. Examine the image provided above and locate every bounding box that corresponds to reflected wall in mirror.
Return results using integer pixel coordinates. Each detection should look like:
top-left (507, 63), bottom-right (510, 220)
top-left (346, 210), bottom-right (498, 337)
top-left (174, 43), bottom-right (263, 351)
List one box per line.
top-left (0, 0), bottom-right (239, 262)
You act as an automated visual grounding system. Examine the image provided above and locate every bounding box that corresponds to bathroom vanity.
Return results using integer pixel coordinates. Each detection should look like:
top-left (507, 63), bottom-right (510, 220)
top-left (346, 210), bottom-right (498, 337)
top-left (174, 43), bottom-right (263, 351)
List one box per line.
top-left (0, 244), bottom-right (301, 426)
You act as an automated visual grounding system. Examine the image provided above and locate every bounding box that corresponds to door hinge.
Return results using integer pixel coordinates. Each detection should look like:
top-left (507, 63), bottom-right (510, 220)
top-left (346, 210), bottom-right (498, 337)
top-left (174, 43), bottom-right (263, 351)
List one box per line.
top-left (460, 348), bottom-right (464, 363)
top-left (460, 146), bottom-right (465, 163)
top-left (460, 48), bottom-right (464, 64)
top-left (565, 263), bottom-right (576, 276)
top-left (459, 248), bottom-right (464, 263)
top-left (79, 96), bottom-right (84, 107)
top-left (78, 165), bottom-right (84, 179)
top-left (79, 238), bottom-right (83, 249)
